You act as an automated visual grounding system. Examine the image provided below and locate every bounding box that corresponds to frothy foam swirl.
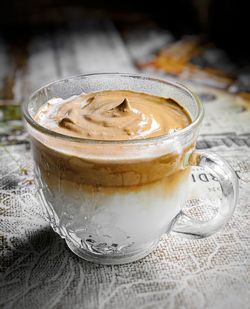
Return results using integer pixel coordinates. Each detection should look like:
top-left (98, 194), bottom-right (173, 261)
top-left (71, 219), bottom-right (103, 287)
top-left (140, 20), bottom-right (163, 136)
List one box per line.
top-left (34, 90), bottom-right (191, 140)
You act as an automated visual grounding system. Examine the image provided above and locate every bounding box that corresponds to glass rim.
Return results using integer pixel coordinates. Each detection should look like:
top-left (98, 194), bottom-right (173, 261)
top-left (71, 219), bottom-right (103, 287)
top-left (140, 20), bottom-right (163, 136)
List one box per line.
top-left (22, 72), bottom-right (204, 145)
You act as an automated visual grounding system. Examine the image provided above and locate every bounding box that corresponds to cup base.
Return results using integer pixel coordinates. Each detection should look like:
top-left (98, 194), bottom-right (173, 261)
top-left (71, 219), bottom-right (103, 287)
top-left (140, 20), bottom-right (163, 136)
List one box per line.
top-left (66, 239), bottom-right (159, 265)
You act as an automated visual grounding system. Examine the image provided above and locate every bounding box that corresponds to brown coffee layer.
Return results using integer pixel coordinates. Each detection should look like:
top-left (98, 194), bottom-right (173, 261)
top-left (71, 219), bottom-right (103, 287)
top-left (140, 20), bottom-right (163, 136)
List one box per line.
top-left (37, 162), bottom-right (191, 196)
top-left (32, 138), bottom-right (193, 188)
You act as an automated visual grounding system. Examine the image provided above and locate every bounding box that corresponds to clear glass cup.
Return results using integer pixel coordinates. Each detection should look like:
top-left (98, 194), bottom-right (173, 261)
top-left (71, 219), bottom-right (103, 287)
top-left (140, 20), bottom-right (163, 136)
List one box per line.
top-left (23, 73), bottom-right (238, 265)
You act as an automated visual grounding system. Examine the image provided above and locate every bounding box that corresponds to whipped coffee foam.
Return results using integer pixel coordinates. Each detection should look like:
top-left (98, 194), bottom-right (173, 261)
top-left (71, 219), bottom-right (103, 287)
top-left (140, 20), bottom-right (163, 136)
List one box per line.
top-left (34, 90), bottom-right (191, 141)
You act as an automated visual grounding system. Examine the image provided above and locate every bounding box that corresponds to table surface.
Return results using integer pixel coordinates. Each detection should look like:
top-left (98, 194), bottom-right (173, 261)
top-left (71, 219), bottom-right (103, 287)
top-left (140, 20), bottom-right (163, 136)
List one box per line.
top-left (0, 14), bottom-right (250, 309)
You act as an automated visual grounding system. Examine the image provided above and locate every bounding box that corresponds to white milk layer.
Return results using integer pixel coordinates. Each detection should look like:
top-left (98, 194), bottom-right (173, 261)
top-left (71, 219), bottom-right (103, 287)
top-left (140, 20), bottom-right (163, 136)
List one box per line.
top-left (37, 171), bottom-right (190, 255)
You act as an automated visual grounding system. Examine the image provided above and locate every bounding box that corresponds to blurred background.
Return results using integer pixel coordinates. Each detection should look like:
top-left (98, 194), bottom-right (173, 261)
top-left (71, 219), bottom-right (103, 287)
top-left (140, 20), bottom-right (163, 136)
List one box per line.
top-left (1, 0), bottom-right (249, 58)
top-left (1, 1), bottom-right (249, 52)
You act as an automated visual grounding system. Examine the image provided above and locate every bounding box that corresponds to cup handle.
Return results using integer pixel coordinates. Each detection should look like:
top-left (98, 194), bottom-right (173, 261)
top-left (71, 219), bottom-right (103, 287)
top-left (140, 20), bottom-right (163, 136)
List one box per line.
top-left (172, 150), bottom-right (239, 238)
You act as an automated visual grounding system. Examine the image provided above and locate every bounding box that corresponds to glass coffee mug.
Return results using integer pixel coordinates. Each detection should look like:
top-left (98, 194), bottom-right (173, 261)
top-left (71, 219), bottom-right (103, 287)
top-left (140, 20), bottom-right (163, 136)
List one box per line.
top-left (23, 73), bottom-right (238, 265)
